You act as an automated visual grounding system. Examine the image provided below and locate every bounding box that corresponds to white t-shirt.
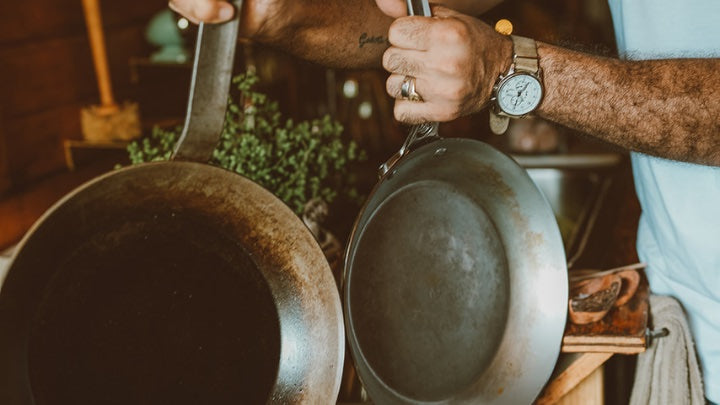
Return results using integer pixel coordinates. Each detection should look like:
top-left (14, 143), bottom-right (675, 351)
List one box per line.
top-left (607, 0), bottom-right (720, 401)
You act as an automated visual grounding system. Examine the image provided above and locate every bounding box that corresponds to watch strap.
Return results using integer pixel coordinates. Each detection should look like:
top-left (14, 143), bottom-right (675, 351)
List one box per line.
top-left (512, 35), bottom-right (539, 74)
top-left (489, 111), bottom-right (510, 135)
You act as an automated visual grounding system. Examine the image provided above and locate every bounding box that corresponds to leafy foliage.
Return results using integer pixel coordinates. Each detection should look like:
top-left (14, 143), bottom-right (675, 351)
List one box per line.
top-left (127, 70), bottom-right (365, 214)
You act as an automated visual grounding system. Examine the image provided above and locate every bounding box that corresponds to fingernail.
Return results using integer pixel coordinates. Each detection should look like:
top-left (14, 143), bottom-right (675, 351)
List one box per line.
top-left (219, 5), bottom-right (234, 21)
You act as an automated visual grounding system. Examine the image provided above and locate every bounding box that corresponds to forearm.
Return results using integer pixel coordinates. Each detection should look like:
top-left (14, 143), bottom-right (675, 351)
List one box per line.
top-left (537, 43), bottom-right (720, 165)
top-left (256, 0), bottom-right (394, 69)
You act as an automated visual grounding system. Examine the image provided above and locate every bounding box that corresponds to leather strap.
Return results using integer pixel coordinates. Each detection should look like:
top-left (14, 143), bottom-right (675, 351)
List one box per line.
top-left (512, 35), bottom-right (539, 74)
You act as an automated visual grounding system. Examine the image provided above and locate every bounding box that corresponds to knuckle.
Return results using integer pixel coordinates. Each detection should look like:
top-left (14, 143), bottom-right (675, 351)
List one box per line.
top-left (387, 18), bottom-right (408, 44)
top-left (393, 105), bottom-right (405, 122)
top-left (383, 51), bottom-right (418, 74)
top-left (394, 104), bottom-right (416, 124)
top-left (382, 50), bottom-right (397, 71)
top-left (386, 77), bottom-right (397, 97)
top-left (436, 20), bottom-right (466, 43)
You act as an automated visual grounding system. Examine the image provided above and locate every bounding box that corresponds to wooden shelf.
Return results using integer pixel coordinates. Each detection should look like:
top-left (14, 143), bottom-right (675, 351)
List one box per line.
top-left (562, 274), bottom-right (649, 354)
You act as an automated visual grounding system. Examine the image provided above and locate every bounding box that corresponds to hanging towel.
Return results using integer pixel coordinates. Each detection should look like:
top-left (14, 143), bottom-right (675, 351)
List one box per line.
top-left (630, 295), bottom-right (705, 405)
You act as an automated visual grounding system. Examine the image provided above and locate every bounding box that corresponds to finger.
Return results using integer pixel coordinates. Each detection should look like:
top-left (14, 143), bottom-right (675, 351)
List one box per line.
top-left (375, 0), bottom-right (408, 18)
top-left (168, 1), bottom-right (200, 24)
top-left (388, 16), bottom-right (434, 50)
top-left (383, 48), bottom-right (425, 77)
top-left (168, 0), bottom-right (234, 24)
top-left (386, 73), bottom-right (434, 101)
top-left (429, 5), bottom-right (461, 18)
top-left (394, 100), bottom-right (455, 124)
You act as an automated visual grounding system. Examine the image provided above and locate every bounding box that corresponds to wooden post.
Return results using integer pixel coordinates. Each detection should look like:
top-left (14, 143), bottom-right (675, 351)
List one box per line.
top-left (80, 0), bottom-right (118, 113)
top-left (536, 352), bottom-right (613, 405)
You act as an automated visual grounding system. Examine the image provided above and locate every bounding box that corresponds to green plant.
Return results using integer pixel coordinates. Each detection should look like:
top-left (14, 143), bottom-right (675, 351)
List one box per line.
top-left (126, 69), bottom-right (365, 214)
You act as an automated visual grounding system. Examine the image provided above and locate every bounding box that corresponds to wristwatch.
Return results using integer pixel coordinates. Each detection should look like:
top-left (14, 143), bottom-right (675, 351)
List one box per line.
top-left (489, 35), bottom-right (544, 135)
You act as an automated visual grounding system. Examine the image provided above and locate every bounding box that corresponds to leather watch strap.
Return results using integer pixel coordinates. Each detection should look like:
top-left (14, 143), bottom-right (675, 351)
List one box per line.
top-left (489, 110), bottom-right (510, 135)
top-left (512, 35), bottom-right (539, 74)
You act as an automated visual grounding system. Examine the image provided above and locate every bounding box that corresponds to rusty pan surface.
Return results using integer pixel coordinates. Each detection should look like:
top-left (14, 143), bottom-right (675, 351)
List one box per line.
top-left (0, 163), bottom-right (343, 404)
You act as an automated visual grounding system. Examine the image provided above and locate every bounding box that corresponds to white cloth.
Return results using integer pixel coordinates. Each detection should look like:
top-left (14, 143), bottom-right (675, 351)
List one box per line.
top-left (630, 295), bottom-right (704, 405)
top-left (607, 0), bottom-right (720, 401)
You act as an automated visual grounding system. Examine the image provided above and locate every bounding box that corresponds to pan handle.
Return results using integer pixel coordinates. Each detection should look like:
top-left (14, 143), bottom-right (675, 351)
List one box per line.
top-left (171, 1), bottom-right (243, 162)
top-left (379, 122), bottom-right (439, 177)
top-left (379, 0), bottom-right (438, 177)
top-left (406, 0), bottom-right (432, 16)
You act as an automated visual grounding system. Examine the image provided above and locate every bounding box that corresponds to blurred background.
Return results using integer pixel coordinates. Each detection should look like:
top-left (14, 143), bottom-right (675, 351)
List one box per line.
top-left (0, 1), bottom-right (642, 403)
top-left (0, 0), bottom-right (619, 248)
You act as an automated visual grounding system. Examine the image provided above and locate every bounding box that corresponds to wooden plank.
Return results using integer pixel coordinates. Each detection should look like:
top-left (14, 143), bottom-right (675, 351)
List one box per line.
top-left (3, 104), bottom-right (83, 184)
top-left (0, 24), bottom-right (150, 118)
top-left (535, 352), bottom-right (613, 405)
top-left (0, 0), bottom-right (166, 45)
top-left (554, 366), bottom-right (604, 405)
top-left (0, 23), bottom-right (154, 184)
top-left (561, 274), bottom-right (648, 354)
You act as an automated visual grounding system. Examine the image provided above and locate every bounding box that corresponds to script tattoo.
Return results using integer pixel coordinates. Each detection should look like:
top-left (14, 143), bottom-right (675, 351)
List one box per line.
top-left (359, 32), bottom-right (389, 48)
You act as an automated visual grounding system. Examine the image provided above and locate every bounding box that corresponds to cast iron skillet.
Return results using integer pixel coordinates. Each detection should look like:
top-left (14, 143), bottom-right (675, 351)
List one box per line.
top-left (343, 1), bottom-right (568, 404)
top-left (0, 3), bottom-right (343, 404)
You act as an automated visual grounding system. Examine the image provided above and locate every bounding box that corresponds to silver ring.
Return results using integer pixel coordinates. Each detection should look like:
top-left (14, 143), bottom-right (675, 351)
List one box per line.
top-left (400, 75), bottom-right (423, 102)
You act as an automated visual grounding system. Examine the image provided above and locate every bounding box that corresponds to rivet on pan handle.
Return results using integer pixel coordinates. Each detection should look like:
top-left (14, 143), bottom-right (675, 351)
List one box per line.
top-left (172, 1), bottom-right (242, 163)
top-left (379, 0), bottom-right (439, 177)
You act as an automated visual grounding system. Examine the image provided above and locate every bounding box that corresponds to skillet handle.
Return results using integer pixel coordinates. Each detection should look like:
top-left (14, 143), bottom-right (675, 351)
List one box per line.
top-left (379, 0), bottom-right (439, 177)
top-left (171, 1), bottom-right (242, 162)
top-left (406, 0), bottom-right (432, 16)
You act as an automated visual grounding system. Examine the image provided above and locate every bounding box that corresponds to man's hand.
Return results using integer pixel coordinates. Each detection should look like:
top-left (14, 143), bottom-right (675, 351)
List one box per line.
top-left (383, 6), bottom-right (512, 123)
top-left (168, 0), bottom-right (235, 23)
top-left (168, 0), bottom-right (291, 42)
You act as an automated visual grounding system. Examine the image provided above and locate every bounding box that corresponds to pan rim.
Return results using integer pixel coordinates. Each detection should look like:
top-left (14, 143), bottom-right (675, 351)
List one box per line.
top-left (343, 138), bottom-right (567, 404)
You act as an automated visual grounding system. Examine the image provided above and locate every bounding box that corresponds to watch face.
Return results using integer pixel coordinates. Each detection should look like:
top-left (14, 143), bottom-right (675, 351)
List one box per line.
top-left (497, 74), bottom-right (542, 116)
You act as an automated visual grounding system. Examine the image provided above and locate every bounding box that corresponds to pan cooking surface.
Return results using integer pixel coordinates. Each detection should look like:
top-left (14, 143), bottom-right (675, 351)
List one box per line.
top-left (349, 180), bottom-right (509, 401)
top-left (345, 139), bottom-right (568, 404)
top-left (26, 212), bottom-right (280, 405)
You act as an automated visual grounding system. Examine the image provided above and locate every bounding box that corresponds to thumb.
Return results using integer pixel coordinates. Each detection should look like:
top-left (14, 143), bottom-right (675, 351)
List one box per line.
top-left (430, 5), bottom-right (462, 18)
top-left (375, 0), bottom-right (408, 18)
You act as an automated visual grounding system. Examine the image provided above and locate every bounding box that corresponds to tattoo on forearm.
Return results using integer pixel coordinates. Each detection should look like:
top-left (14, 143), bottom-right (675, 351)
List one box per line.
top-left (359, 32), bottom-right (389, 48)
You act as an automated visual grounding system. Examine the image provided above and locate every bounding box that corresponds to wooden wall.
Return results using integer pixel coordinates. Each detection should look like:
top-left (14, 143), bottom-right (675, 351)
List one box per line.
top-left (0, 0), bottom-right (166, 195)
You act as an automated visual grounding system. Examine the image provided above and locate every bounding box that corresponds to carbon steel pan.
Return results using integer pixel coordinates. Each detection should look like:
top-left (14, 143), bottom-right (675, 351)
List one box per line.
top-left (0, 6), bottom-right (343, 404)
top-left (0, 163), bottom-right (344, 404)
top-left (344, 138), bottom-right (567, 404)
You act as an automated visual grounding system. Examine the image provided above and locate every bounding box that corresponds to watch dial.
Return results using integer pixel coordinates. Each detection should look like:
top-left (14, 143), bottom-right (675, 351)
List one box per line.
top-left (497, 74), bottom-right (542, 116)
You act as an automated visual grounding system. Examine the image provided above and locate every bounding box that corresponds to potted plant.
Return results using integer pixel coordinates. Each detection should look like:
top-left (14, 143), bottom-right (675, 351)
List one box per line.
top-left (126, 69), bottom-right (365, 217)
